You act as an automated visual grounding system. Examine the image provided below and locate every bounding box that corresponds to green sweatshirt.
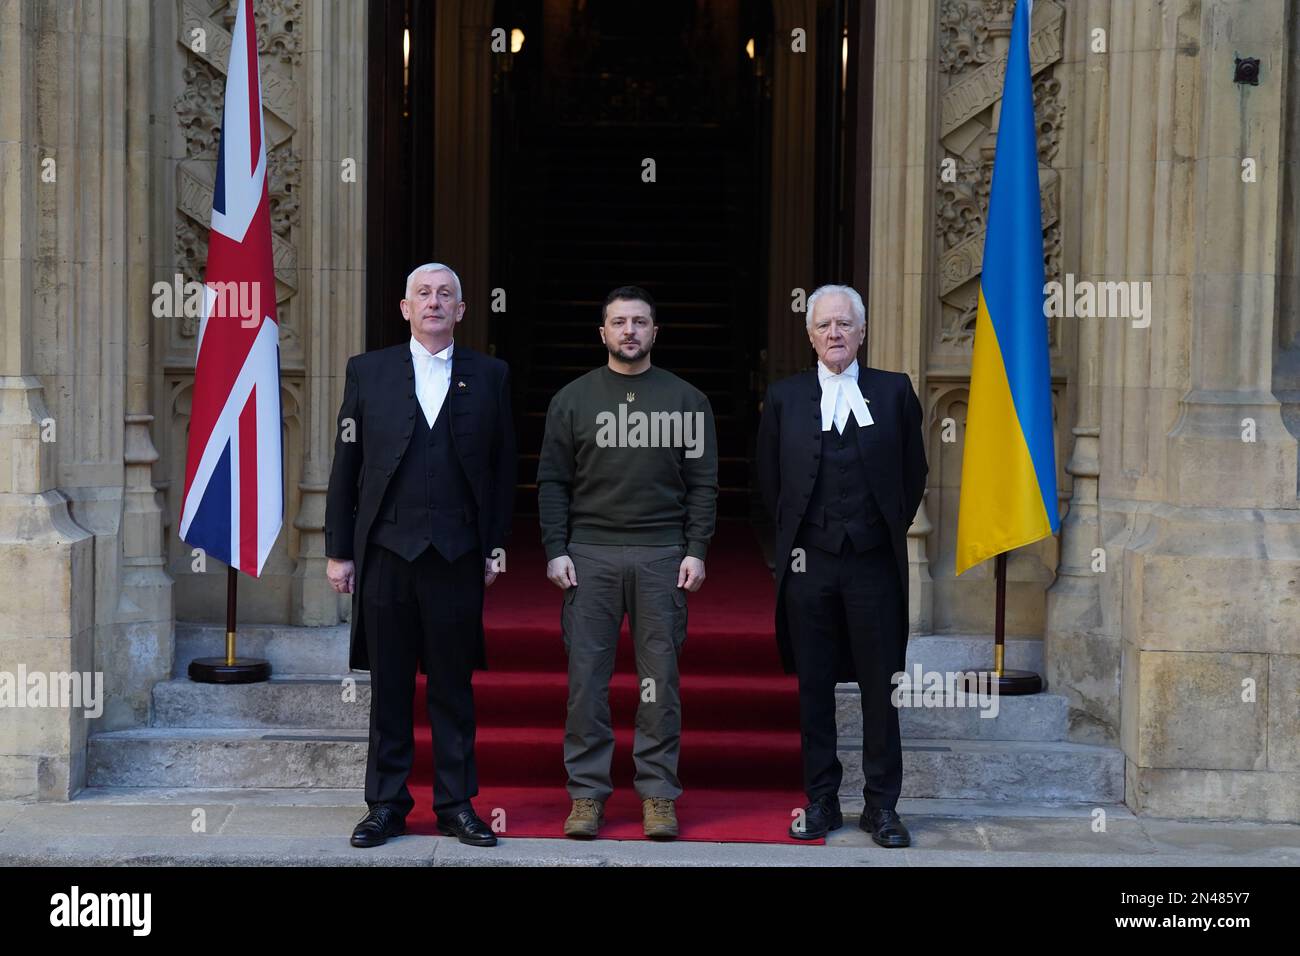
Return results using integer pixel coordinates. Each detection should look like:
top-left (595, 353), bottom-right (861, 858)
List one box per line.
top-left (537, 364), bottom-right (718, 561)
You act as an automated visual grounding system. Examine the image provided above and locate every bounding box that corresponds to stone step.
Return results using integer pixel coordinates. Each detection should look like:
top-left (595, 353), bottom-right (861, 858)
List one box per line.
top-left (88, 728), bottom-right (1121, 802)
top-left (836, 684), bottom-right (1070, 742)
top-left (89, 729), bottom-right (368, 790)
top-left (174, 623), bottom-right (1046, 681)
top-left (43, 789), bottom-right (1283, 869)
top-left (153, 677), bottom-right (370, 730)
top-left (70, 786), bottom-right (1135, 821)
top-left (837, 737), bottom-right (1124, 803)
top-left (151, 676), bottom-right (1069, 741)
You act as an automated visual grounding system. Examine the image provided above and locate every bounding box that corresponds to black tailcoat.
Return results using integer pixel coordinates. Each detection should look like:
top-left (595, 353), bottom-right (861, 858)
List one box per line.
top-left (324, 343), bottom-right (516, 671)
top-left (756, 364), bottom-right (927, 680)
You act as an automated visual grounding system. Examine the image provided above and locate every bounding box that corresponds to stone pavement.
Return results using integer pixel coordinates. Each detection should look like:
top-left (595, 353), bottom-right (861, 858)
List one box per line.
top-left (1, 789), bottom-right (1296, 867)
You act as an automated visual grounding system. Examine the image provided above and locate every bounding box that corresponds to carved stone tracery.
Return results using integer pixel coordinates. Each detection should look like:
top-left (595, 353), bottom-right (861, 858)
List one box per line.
top-left (935, 0), bottom-right (1065, 351)
top-left (256, 0), bottom-right (304, 66)
top-left (938, 0), bottom-right (994, 75)
top-left (172, 0), bottom-right (302, 346)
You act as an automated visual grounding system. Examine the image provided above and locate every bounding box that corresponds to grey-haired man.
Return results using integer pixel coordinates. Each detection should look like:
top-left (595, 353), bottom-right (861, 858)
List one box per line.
top-left (326, 262), bottom-right (516, 849)
top-left (757, 284), bottom-right (927, 846)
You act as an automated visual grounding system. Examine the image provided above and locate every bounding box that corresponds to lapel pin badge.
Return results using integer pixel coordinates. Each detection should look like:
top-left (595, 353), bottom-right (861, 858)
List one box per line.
top-left (457, 380), bottom-right (467, 389)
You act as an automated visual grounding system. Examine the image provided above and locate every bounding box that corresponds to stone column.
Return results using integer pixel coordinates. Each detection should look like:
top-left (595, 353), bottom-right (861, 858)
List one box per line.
top-left (1277, 0), bottom-right (1300, 434)
top-left (291, 0), bottom-right (368, 626)
top-left (112, 0), bottom-right (174, 730)
top-left (0, 0), bottom-right (96, 799)
top-left (866, 0), bottom-right (938, 634)
top-left (1044, 0), bottom-right (1112, 744)
top-left (1103, 0), bottom-right (1300, 822)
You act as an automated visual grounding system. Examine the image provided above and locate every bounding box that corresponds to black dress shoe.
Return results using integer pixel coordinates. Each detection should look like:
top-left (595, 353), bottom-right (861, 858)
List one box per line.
top-left (350, 805), bottom-right (406, 848)
top-left (788, 794), bottom-right (843, 840)
top-left (436, 808), bottom-right (498, 847)
top-left (859, 807), bottom-right (911, 848)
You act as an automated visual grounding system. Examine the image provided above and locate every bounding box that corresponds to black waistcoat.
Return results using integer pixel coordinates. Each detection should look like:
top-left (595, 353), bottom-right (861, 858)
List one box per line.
top-left (796, 419), bottom-right (888, 554)
top-left (369, 398), bottom-right (479, 563)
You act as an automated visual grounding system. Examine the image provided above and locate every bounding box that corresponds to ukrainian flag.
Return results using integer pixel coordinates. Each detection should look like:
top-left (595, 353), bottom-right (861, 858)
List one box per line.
top-left (955, 0), bottom-right (1058, 576)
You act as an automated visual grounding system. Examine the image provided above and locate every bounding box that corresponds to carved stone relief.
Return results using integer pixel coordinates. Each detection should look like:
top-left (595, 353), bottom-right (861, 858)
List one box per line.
top-left (935, 0), bottom-right (1065, 355)
top-left (171, 0), bottom-right (302, 361)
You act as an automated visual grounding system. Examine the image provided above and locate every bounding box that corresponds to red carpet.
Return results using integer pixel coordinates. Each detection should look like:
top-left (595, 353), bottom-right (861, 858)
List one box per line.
top-left (406, 520), bottom-right (818, 844)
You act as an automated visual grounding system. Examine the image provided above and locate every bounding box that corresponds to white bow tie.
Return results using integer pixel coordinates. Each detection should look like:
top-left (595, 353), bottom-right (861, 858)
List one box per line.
top-left (819, 370), bottom-right (873, 433)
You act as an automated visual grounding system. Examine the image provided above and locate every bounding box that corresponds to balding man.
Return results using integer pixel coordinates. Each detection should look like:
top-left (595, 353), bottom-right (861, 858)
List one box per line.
top-left (756, 284), bottom-right (927, 846)
top-left (325, 262), bottom-right (516, 849)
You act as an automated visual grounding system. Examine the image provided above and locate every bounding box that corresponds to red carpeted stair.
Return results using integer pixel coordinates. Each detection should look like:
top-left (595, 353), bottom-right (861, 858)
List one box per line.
top-left (405, 520), bottom-right (819, 844)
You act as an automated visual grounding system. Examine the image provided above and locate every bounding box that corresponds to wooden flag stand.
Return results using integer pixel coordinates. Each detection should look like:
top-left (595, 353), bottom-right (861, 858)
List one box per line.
top-left (188, 566), bottom-right (272, 684)
top-left (991, 552), bottom-right (1042, 695)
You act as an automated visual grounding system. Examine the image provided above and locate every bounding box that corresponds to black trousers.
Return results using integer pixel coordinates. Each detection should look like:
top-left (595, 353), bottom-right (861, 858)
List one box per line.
top-left (361, 542), bottom-right (483, 818)
top-left (784, 534), bottom-right (904, 811)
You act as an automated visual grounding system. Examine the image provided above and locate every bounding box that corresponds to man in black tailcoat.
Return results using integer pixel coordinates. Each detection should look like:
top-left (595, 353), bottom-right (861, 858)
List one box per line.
top-left (757, 284), bottom-right (927, 846)
top-left (325, 262), bottom-right (515, 848)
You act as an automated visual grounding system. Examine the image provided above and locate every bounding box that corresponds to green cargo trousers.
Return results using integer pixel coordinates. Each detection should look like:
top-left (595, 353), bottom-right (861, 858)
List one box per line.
top-left (560, 541), bottom-right (688, 801)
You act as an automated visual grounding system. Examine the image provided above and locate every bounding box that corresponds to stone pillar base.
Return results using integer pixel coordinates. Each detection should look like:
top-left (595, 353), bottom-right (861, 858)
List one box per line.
top-left (0, 494), bottom-right (95, 800)
top-left (1127, 762), bottom-right (1300, 823)
top-left (1120, 504), bottom-right (1300, 823)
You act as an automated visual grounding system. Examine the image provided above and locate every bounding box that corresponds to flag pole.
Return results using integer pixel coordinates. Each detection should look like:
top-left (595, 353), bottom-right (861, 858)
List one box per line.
top-left (994, 552), bottom-right (1006, 675)
top-left (188, 565), bottom-right (271, 684)
top-left (993, 551), bottom-right (1041, 695)
top-left (226, 565), bottom-right (237, 665)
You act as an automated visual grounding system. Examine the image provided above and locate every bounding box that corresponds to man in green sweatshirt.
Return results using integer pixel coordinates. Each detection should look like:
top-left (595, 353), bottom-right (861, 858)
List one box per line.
top-left (537, 285), bottom-right (718, 841)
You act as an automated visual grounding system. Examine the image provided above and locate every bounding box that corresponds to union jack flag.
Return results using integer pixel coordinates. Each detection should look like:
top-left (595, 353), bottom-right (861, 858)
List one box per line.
top-left (179, 0), bottom-right (282, 577)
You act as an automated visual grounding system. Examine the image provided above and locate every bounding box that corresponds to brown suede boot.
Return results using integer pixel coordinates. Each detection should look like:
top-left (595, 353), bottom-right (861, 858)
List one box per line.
top-left (563, 798), bottom-right (605, 839)
top-left (642, 798), bottom-right (679, 840)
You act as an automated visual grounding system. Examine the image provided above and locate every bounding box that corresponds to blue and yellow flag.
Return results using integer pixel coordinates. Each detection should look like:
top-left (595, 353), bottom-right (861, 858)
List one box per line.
top-left (955, 0), bottom-right (1058, 576)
